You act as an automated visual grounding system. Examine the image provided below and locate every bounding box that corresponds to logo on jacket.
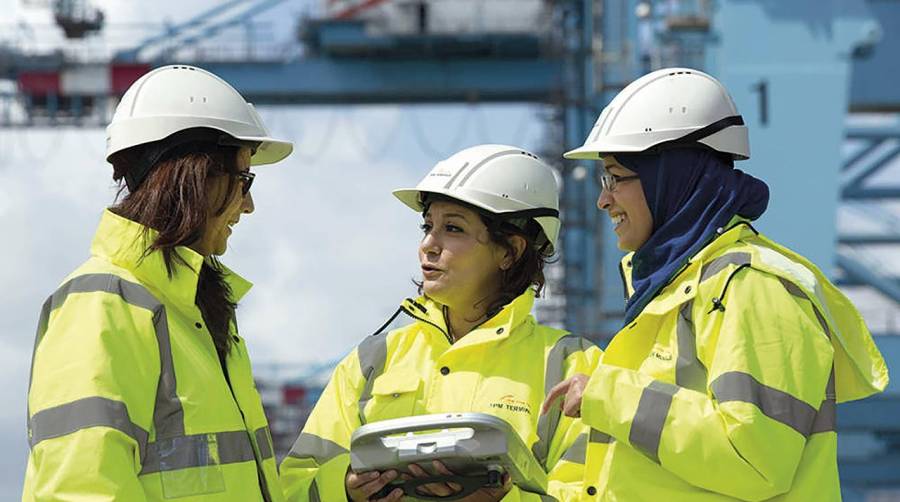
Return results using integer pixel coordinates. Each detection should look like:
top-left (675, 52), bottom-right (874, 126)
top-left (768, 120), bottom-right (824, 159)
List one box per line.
top-left (489, 394), bottom-right (532, 415)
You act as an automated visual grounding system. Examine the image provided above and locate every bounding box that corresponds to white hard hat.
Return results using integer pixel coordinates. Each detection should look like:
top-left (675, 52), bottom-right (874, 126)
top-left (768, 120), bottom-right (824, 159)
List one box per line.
top-left (106, 65), bottom-right (293, 166)
top-left (565, 67), bottom-right (749, 160)
top-left (394, 144), bottom-right (561, 253)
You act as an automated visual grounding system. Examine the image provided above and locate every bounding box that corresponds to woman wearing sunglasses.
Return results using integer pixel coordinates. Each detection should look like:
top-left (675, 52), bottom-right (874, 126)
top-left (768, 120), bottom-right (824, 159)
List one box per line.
top-left (23, 65), bottom-right (293, 501)
top-left (543, 67), bottom-right (888, 501)
top-left (281, 144), bottom-right (601, 502)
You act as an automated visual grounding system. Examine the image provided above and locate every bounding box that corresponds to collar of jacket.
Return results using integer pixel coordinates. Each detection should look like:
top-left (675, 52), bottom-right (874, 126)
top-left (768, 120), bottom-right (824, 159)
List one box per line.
top-left (401, 289), bottom-right (536, 342)
top-left (618, 216), bottom-right (753, 318)
top-left (90, 209), bottom-right (252, 309)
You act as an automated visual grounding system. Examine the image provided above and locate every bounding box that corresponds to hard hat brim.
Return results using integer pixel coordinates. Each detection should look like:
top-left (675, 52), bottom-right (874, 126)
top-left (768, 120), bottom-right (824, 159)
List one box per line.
top-left (563, 143), bottom-right (645, 160)
top-left (243, 136), bottom-right (294, 166)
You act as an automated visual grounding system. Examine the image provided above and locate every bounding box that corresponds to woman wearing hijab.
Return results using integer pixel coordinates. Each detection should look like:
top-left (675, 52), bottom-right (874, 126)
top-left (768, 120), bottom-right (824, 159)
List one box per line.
top-left (543, 68), bottom-right (888, 500)
top-left (280, 144), bottom-right (601, 502)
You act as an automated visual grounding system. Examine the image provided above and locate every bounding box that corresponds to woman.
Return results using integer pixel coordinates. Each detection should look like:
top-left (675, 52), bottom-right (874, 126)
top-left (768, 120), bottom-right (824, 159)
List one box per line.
top-left (280, 144), bottom-right (601, 501)
top-left (544, 68), bottom-right (889, 500)
top-left (23, 65), bottom-right (293, 501)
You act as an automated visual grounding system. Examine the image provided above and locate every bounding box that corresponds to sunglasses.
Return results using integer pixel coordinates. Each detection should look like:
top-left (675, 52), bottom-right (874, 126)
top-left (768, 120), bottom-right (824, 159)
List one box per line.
top-left (235, 171), bottom-right (255, 196)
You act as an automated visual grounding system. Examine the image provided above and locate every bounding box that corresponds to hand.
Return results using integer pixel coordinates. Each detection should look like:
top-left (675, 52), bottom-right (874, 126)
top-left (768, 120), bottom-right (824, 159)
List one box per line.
top-left (406, 460), bottom-right (511, 502)
top-left (345, 468), bottom-right (402, 502)
top-left (541, 373), bottom-right (590, 418)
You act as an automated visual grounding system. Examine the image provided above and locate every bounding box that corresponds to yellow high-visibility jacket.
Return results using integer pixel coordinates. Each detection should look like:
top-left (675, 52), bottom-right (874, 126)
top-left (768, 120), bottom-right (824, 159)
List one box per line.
top-left (23, 210), bottom-right (281, 501)
top-left (280, 290), bottom-right (602, 501)
top-left (580, 221), bottom-right (889, 501)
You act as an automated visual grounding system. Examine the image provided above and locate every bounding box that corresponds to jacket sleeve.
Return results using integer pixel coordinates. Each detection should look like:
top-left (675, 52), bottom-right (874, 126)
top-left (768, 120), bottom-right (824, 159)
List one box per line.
top-left (24, 286), bottom-right (157, 501)
top-left (280, 347), bottom-right (367, 502)
top-left (506, 336), bottom-right (603, 502)
top-left (581, 269), bottom-right (834, 501)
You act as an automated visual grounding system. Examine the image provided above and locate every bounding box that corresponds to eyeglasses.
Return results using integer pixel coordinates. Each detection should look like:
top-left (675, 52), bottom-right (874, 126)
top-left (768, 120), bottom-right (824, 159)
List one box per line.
top-left (596, 170), bottom-right (640, 192)
top-left (235, 171), bottom-right (255, 195)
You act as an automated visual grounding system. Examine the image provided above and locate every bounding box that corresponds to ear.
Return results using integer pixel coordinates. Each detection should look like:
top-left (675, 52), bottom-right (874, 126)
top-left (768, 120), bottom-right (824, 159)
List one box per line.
top-left (500, 235), bottom-right (527, 270)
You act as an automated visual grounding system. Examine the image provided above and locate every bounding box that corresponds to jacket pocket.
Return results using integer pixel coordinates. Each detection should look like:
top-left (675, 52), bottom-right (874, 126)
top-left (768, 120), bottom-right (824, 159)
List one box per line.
top-left (158, 434), bottom-right (226, 499)
top-left (365, 368), bottom-right (421, 422)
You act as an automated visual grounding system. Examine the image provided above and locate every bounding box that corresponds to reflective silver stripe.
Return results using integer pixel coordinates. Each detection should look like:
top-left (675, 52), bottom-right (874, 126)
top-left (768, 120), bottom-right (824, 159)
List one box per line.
top-left (28, 273), bottom-right (184, 441)
top-left (533, 335), bottom-right (597, 469)
top-left (309, 479), bottom-right (322, 502)
top-left (777, 277), bottom-right (833, 338)
top-left (675, 301), bottom-right (707, 392)
top-left (700, 252), bottom-right (752, 283)
top-left (357, 333), bottom-right (389, 425)
top-left (28, 396), bottom-right (149, 456)
top-left (590, 428), bottom-right (613, 444)
top-left (711, 371), bottom-right (817, 436)
top-left (776, 277), bottom-right (836, 434)
top-left (140, 430), bottom-right (255, 475)
top-left (629, 380), bottom-right (678, 463)
top-left (256, 426), bottom-right (274, 460)
top-left (287, 432), bottom-right (348, 464)
top-left (812, 399), bottom-right (836, 434)
top-left (560, 433), bottom-right (587, 464)
top-left (150, 307), bottom-right (184, 439)
top-left (27, 297), bottom-right (53, 428)
top-left (812, 369), bottom-right (836, 434)
top-left (777, 277), bottom-right (806, 300)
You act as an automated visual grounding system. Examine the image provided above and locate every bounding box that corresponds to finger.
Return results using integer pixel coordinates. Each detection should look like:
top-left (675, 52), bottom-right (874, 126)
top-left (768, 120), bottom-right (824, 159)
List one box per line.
top-left (362, 470), bottom-right (398, 498)
top-left (432, 460), bottom-right (454, 476)
top-left (408, 463), bottom-right (428, 478)
top-left (565, 384), bottom-right (585, 418)
top-left (563, 390), bottom-right (582, 417)
top-left (542, 378), bottom-right (570, 415)
top-left (347, 470), bottom-right (380, 489)
top-left (424, 483), bottom-right (455, 497)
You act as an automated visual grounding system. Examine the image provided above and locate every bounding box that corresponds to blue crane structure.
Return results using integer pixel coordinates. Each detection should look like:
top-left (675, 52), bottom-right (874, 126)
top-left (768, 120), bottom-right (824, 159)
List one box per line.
top-left (3, 0), bottom-right (899, 496)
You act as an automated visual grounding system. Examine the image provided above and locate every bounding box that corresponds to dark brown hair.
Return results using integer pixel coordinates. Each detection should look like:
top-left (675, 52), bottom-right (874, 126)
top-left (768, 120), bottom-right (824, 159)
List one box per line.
top-left (419, 193), bottom-right (553, 319)
top-left (110, 136), bottom-right (242, 361)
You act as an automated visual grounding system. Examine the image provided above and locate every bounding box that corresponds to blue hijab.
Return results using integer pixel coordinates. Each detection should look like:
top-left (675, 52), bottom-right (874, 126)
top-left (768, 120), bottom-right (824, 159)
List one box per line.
top-left (617, 148), bottom-right (770, 325)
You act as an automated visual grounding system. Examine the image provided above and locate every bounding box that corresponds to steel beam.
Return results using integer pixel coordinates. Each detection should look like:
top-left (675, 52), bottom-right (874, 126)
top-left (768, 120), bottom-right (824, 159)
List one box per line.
top-left (839, 235), bottom-right (900, 245)
top-left (840, 455), bottom-right (900, 486)
top-left (841, 140), bottom-right (881, 172)
top-left (199, 59), bottom-right (564, 104)
top-left (115, 0), bottom-right (247, 61)
top-left (842, 187), bottom-right (900, 200)
top-left (842, 142), bottom-right (900, 191)
top-left (836, 253), bottom-right (900, 304)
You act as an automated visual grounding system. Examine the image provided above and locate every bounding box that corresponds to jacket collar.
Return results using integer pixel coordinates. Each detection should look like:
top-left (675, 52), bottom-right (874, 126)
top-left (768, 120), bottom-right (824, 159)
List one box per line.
top-left (619, 216), bottom-right (754, 301)
top-left (90, 210), bottom-right (252, 309)
top-left (401, 289), bottom-right (536, 343)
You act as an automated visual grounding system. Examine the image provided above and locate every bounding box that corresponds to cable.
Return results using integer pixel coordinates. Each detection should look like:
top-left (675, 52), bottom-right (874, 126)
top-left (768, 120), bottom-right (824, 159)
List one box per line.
top-left (341, 106), bottom-right (405, 163)
top-left (288, 108), bottom-right (340, 165)
top-left (408, 104), bottom-right (474, 159)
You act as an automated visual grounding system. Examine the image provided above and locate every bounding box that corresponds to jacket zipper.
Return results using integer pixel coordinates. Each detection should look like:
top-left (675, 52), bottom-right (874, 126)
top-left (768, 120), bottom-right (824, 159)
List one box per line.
top-left (400, 305), bottom-right (453, 345)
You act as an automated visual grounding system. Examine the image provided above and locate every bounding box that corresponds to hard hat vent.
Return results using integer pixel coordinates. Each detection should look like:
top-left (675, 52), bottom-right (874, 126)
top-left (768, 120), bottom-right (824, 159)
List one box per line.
top-left (564, 67), bottom-right (750, 161)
